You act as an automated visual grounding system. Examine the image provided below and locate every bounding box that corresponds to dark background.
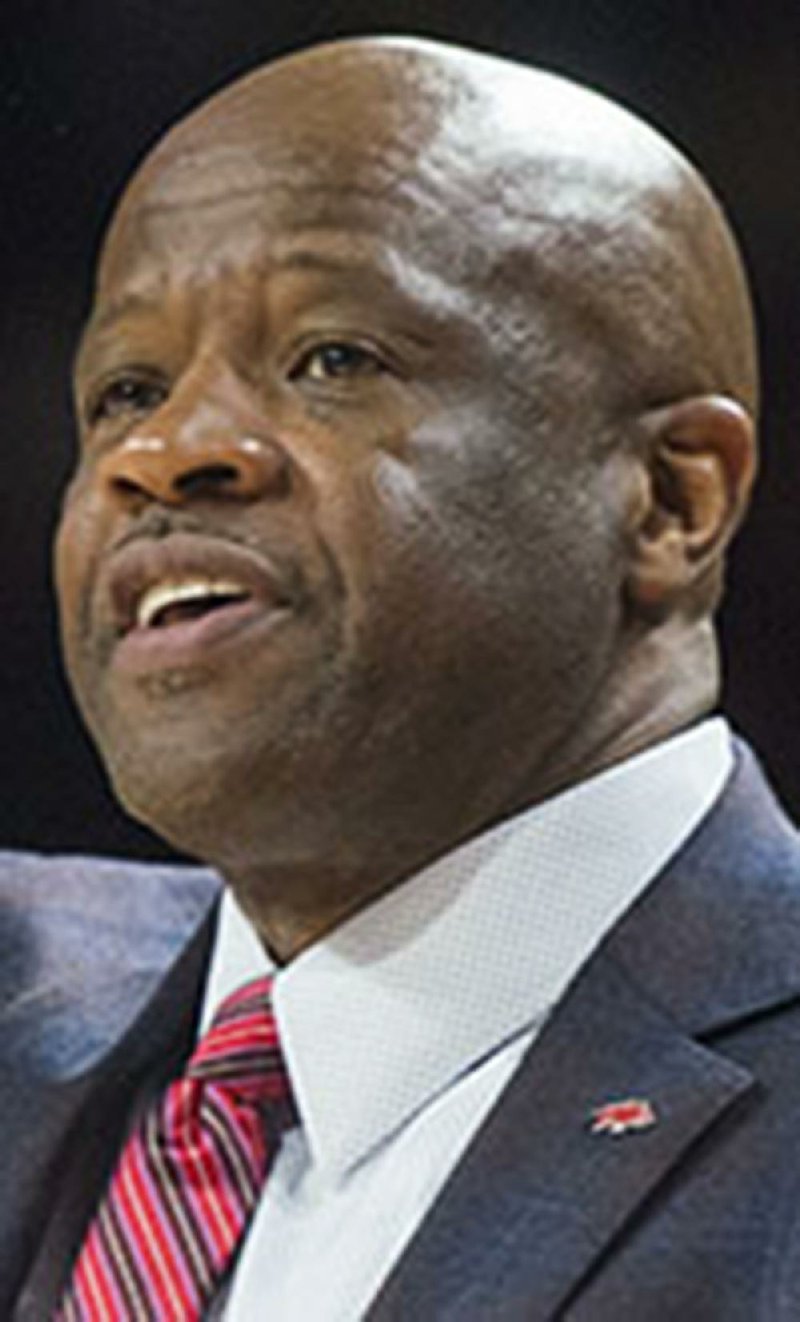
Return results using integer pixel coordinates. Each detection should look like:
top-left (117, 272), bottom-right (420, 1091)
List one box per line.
top-left (3, 0), bottom-right (799, 859)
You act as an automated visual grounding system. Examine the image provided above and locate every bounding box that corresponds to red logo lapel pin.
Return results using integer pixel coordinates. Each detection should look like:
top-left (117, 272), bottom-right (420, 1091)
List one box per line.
top-left (589, 1097), bottom-right (657, 1137)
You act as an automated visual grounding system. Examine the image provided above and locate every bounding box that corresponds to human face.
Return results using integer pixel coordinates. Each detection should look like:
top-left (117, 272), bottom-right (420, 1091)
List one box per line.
top-left (55, 121), bottom-right (627, 886)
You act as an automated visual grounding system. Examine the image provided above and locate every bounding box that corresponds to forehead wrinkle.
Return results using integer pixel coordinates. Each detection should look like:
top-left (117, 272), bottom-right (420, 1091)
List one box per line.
top-left (97, 156), bottom-right (456, 309)
top-left (125, 118), bottom-right (429, 212)
top-left (98, 137), bottom-right (495, 315)
top-left (134, 182), bottom-right (280, 220)
top-left (103, 62), bottom-right (660, 322)
top-left (110, 40), bottom-right (718, 288)
top-left (129, 165), bottom-right (463, 237)
top-left (93, 38), bottom-right (756, 414)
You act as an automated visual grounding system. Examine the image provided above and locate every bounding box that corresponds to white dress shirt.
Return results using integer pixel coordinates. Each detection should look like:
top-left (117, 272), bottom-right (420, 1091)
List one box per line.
top-left (199, 719), bottom-right (733, 1320)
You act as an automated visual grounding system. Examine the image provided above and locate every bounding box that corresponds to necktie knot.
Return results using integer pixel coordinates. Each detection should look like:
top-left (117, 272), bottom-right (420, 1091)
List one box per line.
top-left (187, 975), bottom-right (293, 1109)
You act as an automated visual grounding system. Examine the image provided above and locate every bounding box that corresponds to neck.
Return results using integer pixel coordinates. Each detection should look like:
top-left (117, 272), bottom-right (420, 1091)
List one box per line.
top-left (214, 620), bottom-right (720, 963)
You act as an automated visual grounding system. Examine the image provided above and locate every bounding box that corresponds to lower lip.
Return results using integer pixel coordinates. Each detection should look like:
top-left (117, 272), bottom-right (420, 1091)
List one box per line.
top-left (111, 598), bottom-right (292, 675)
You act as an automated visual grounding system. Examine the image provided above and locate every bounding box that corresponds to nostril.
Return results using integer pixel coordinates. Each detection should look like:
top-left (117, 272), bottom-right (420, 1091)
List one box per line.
top-left (174, 464), bottom-right (242, 497)
top-left (101, 436), bottom-right (291, 505)
top-left (112, 475), bottom-right (150, 499)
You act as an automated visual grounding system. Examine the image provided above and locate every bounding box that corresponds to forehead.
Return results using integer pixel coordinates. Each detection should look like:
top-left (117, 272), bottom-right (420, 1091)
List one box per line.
top-left (83, 52), bottom-right (697, 407)
top-left (84, 148), bottom-right (490, 370)
top-left (95, 51), bottom-right (456, 294)
top-left (100, 146), bottom-right (436, 286)
top-left (94, 47), bottom-right (684, 323)
top-left (96, 35), bottom-right (691, 300)
top-left (100, 105), bottom-right (516, 349)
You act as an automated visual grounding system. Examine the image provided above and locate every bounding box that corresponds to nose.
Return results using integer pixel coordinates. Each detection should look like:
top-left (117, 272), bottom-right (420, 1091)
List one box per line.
top-left (96, 398), bottom-right (291, 508)
top-left (99, 433), bottom-right (290, 507)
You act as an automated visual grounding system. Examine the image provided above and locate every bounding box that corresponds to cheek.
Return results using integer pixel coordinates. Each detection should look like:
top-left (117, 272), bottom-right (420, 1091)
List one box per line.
top-left (341, 454), bottom-right (505, 663)
top-left (53, 507), bottom-right (81, 637)
top-left (368, 435), bottom-right (625, 673)
top-left (53, 481), bottom-right (104, 650)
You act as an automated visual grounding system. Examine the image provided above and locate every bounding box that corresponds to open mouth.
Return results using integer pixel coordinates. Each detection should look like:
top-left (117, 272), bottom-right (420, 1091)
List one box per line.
top-left (136, 579), bottom-right (253, 630)
top-left (103, 532), bottom-right (298, 672)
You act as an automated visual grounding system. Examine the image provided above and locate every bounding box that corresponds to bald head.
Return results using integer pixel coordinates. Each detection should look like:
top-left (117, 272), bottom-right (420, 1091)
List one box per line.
top-left (100, 37), bottom-right (757, 419)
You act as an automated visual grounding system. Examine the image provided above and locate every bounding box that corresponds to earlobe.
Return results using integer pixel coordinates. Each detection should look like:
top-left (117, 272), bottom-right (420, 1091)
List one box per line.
top-left (625, 394), bottom-right (757, 615)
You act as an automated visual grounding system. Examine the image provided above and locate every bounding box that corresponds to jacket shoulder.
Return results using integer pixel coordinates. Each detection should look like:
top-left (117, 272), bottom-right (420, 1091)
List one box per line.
top-left (0, 849), bottom-right (220, 1010)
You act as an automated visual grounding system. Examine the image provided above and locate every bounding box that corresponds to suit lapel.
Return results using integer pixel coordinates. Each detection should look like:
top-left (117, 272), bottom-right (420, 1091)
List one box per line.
top-left (3, 901), bottom-right (217, 1319)
top-left (370, 952), bottom-right (752, 1321)
top-left (371, 744), bottom-right (800, 1319)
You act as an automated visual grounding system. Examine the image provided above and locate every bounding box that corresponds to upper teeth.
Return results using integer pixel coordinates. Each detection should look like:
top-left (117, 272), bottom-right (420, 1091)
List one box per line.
top-left (136, 579), bottom-right (248, 629)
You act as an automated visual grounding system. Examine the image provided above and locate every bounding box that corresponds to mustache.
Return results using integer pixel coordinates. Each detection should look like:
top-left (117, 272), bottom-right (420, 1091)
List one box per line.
top-left (110, 508), bottom-right (234, 553)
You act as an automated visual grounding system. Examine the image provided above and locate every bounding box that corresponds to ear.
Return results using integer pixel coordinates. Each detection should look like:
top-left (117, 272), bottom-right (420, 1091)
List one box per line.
top-left (625, 394), bottom-right (756, 615)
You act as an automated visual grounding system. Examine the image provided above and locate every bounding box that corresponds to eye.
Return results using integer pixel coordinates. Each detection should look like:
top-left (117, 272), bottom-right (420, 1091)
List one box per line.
top-left (289, 341), bottom-right (385, 383)
top-left (86, 372), bottom-right (169, 426)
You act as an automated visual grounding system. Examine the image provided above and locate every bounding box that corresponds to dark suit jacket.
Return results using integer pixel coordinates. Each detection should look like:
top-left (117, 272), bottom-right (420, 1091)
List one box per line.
top-left (4, 743), bottom-right (800, 1319)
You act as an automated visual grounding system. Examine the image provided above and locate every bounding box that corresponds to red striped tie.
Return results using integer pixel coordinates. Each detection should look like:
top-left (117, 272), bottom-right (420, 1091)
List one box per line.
top-left (58, 975), bottom-right (294, 1320)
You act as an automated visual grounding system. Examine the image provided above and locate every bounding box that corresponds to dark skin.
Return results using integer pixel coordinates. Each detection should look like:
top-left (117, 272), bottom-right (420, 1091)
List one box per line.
top-left (55, 38), bottom-right (757, 961)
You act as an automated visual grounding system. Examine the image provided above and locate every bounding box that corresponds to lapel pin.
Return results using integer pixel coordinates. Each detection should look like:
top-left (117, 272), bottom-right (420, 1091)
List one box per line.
top-left (589, 1097), bottom-right (657, 1136)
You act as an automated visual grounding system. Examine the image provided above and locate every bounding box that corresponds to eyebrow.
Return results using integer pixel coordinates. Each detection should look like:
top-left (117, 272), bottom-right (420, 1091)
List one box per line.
top-left (85, 251), bottom-right (361, 329)
top-left (80, 254), bottom-right (396, 344)
top-left (267, 238), bottom-right (471, 339)
top-left (78, 234), bottom-right (465, 368)
top-left (269, 235), bottom-right (447, 301)
top-left (84, 291), bottom-right (162, 337)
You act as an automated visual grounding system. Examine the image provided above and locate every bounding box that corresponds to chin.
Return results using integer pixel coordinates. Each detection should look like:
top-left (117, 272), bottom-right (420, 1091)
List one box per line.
top-left (98, 726), bottom-right (245, 855)
top-left (101, 724), bottom-right (322, 872)
top-left (111, 767), bottom-right (223, 862)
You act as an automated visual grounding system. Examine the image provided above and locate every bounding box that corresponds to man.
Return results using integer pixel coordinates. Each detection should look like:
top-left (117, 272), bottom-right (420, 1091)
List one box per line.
top-left (4, 32), bottom-right (799, 1318)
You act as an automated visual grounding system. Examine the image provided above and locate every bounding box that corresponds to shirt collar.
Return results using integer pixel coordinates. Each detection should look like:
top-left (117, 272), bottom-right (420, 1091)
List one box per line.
top-left (200, 719), bottom-right (732, 1182)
